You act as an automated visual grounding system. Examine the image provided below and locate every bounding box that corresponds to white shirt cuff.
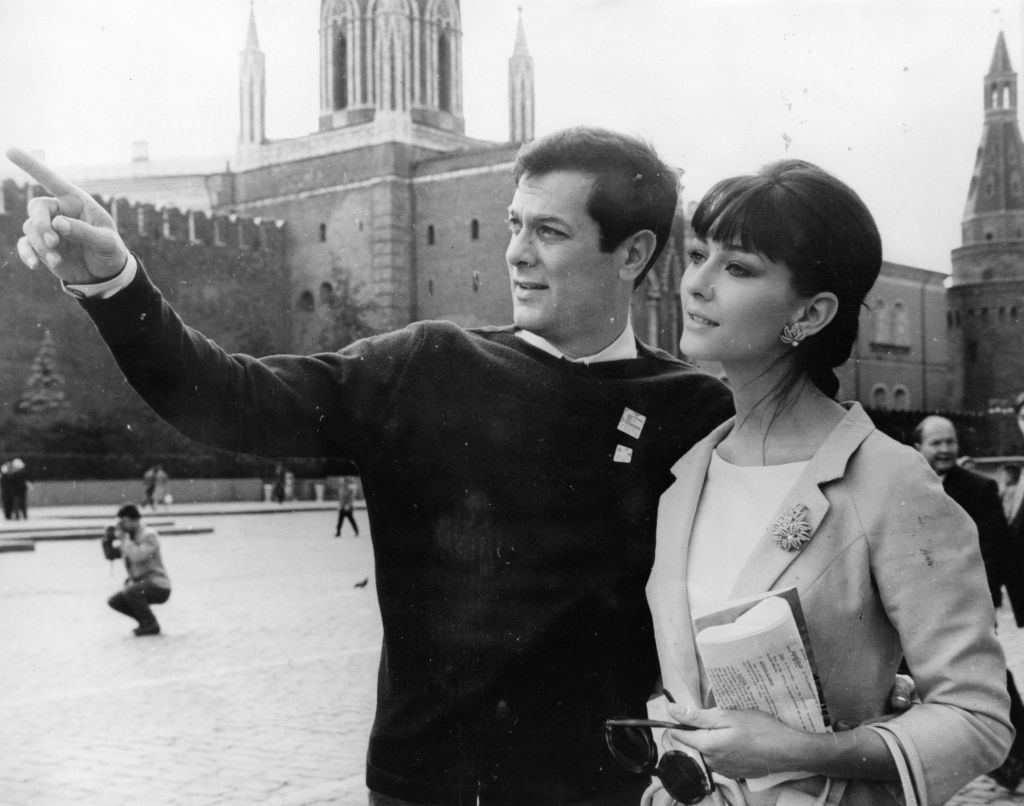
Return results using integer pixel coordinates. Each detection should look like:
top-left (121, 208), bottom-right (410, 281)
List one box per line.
top-left (62, 255), bottom-right (138, 300)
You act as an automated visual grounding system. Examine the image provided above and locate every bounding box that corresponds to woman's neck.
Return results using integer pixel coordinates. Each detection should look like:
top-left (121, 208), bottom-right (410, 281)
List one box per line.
top-left (718, 363), bottom-right (845, 466)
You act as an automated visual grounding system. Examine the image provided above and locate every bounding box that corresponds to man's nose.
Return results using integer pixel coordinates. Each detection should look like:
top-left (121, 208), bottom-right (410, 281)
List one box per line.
top-left (506, 228), bottom-right (533, 266)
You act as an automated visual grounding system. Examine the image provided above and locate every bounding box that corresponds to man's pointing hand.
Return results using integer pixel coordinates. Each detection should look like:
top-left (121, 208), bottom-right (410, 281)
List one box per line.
top-left (6, 147), bottom-right (129, 285)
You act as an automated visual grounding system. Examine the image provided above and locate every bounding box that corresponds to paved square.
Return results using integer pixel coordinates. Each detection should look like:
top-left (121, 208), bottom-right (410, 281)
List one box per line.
top-left (3, 506), bottom-right (1024, 805)
top-left (0, 510), bottom-right (380, 806)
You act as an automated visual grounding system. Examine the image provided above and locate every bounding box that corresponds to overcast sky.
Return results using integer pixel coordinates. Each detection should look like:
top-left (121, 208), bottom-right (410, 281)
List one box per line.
top-left (0, 0), bottom-right (1020, 272)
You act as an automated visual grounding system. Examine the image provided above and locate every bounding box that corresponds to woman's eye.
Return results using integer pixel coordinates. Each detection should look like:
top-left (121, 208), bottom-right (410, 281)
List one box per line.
top-left (686, 249), bottom-right (706, 264)
top-left (726, 262), bottom-right (750, 277)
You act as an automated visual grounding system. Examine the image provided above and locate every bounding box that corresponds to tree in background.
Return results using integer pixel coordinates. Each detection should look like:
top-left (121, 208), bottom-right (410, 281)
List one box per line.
top-left (315, 268), bottom-right (379, 353)
top-left (17, 330), bottom-right (68, 414)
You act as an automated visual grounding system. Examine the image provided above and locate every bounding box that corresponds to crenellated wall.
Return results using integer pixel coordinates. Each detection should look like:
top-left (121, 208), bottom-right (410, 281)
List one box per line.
top-left (0, 180), bottom-right (290, 427)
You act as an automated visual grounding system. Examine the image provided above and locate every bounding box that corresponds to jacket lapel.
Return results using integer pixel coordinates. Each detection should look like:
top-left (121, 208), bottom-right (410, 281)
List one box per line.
top-left (729, 403), bottom-right (876, 597)
top-left (654, 419), bottom-right (733, 708)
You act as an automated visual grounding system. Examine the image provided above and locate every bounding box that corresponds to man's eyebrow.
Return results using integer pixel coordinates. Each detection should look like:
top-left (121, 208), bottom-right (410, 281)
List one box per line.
top-left (506, 209), bottom-right (572, 229)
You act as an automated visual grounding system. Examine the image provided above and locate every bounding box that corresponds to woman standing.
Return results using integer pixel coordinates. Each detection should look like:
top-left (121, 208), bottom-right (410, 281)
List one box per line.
top-left (642, 161), bottom-right (1011, 805)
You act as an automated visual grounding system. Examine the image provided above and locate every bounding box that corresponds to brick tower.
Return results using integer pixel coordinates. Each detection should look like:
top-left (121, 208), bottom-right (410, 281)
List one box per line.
top-left (949, 31), bottom-right (1024, 412)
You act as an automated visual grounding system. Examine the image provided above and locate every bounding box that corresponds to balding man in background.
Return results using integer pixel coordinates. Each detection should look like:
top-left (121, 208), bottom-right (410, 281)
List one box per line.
top-left (915, 415), bottom-right (1024, 791)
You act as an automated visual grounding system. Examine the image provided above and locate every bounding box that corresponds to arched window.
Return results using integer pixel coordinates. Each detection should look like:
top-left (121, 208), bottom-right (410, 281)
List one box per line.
top-left (319, 223), bottom-right (327, 242)
top-left (892, 386), bottom-right (910, 411)
top-left (438, 33), bottom-right (452, 112)
top-left (470, 219), bottom-right (479, 240)
top-left (873, 300), bottom-right (891, 343)
top-left (871, 384), bottom-right (889, 409)
top-left (298, 290), bottom-right (316, 313)
top-left (319, 282), bottom-right (335, 306)
top-left (427, 225), bottom-right (435, 245)
top-left (891, 300), bottom-right (909, 346)
top-left (333, 33), bottom-right (348, 110)
top-left (472, 271), bottom-right (481, 292)
top-left (427, 279), bottom-right (434, 296)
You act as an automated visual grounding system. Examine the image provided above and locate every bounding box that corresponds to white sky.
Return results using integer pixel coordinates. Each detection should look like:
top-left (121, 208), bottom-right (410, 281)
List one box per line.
top-left (0, 0), bottom-right (1020, 272)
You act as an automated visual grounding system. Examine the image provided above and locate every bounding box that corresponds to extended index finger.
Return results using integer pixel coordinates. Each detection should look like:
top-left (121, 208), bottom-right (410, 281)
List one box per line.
top-left (6, 147), bottom-right (81, 197)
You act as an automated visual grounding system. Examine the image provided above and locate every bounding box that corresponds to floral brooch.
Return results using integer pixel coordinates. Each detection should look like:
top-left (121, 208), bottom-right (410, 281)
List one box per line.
top-left (770, 504), bottom-right (813, 552)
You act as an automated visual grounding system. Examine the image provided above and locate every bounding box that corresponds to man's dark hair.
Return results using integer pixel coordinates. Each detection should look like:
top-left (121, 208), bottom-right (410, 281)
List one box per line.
top-left (117, 503), bottom-right (142, 520)
top-left (512, 126), bottom-right (679, 287)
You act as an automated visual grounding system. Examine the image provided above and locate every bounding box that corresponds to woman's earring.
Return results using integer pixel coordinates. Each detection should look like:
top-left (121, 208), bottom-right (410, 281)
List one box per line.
top-left (779, 322), bottom-right (806, 346)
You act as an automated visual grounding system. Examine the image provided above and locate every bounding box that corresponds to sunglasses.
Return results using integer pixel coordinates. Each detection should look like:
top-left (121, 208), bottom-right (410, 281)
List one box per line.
top-left (604, 718), bottom-right (714, 805)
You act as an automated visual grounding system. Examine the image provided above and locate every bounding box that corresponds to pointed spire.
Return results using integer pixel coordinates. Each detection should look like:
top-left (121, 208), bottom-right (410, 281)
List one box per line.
top-left (245, 0), bottom-right (260, 51)
top-left (513, 7), bottom-right (530, 58)
top-left (508, 7), bottom-right (534, 143)
top-left (989, 30), bottom-right (1013, 75)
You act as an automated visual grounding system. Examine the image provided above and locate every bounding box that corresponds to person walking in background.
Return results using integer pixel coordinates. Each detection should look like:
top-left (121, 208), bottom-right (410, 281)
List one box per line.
top-left (271, 462), bottom-right (287, 505)
top-left (0, 459), bottom-right (12, 520)
top-left (642, 161), bottom-right (1010, 805)
top-left (7, 130), bottom-right (735, 804)
top-left (152, 463), bottom-right (170, 509)
top-left (914, 417), bottom-right (1016, 608)
top-left (335, 477), bottom-right (359, 538)
top-left (104, 504), bottom-right (172, 637)
top-left (142, 463), bottom-right (170, 509)
top-left (914, 414), bottom-right (1024, 792)
top-left (142, 463), bottom-right (158, 509)
top-left (7, 458), bottom-right (30, 520)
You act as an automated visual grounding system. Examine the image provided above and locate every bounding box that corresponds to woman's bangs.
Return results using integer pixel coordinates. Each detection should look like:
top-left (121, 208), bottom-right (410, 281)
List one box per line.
top-left (696, 185), bottom-right (796, 264)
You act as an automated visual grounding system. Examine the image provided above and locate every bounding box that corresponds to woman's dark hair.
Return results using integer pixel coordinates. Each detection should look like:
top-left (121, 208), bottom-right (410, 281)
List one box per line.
top-left (690, 159), bottom-right (882, 398)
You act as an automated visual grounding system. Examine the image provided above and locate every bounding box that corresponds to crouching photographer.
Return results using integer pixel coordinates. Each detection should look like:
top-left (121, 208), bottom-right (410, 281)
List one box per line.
top-left (104, 504), bottom-right (171, 636)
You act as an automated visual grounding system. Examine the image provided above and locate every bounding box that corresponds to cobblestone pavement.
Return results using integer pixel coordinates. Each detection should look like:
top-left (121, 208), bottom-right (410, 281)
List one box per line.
top-left (2, 507), bottom-right (1024, 805)
top-left (0, 510), bottom-right (379, 806)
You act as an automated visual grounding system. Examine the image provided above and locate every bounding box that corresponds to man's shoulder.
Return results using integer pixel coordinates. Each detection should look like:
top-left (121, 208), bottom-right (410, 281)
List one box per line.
top-left (947, 464), bottom-right (996, 491)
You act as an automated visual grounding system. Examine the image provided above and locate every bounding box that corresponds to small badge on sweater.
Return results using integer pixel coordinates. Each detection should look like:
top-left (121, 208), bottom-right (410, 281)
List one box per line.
top-left (618, 408), bottom-right (646, 439)
top-left (613, 445), bottom-right (634, 463)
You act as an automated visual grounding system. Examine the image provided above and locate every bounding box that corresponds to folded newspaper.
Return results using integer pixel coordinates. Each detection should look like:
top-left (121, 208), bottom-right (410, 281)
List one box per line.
top-left (692, 587), bottom-right (830, 791)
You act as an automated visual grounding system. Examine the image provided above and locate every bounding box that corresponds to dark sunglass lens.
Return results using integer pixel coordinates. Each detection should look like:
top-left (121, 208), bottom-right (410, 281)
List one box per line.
top-left (659, 750), bottom-right (711, 805)
top-left (605, 723), bottom-right (656, 774)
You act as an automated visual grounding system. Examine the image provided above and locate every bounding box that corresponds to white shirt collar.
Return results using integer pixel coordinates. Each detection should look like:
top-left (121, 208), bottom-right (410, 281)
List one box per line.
top-left (515, 321), bottom-right (637, 364)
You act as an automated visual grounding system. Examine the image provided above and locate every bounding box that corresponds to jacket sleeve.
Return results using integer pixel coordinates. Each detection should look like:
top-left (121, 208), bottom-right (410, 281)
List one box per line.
top-left (860, 449), bottom-right (1013, 805)
top-left (79, 260), bottom-right (422, 463)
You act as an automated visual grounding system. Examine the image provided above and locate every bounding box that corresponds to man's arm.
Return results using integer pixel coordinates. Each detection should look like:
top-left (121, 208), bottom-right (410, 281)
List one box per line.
top-left (6, 149), bottom-right (401, 461)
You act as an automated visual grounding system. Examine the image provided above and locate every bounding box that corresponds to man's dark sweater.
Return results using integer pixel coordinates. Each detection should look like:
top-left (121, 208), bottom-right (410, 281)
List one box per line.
top-left (83, 266), bottom-right (734, 804)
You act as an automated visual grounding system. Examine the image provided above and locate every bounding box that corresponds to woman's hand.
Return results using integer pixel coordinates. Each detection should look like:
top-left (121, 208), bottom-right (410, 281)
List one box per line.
top-left (666, 703), bottom-right (810, 781)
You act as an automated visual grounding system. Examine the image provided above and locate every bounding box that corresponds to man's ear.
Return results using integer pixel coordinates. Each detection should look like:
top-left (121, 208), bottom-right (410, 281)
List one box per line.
top-left (618, 230), bottom-right (657, 283)
top-left (794, 291), bottom-right (839, 338)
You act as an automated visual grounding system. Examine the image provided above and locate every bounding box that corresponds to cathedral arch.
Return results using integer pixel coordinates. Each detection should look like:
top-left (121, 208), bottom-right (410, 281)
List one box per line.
top-left (424, 0), bottom-right (460, 113)
top-left (298, 290), bottom-right (316, 313)
top-left (333, 32), bottom-right (349, 109)
top-left (370, 0), bottom-right (416, 112)
top-left (892, 385), bottom-right (910, 411)
top-left (321, 0), bottom-right (362, 113)
top-left (438, 32), bottom-right (452, 112)
top-left (871, 384), bottom-right (889, 409)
